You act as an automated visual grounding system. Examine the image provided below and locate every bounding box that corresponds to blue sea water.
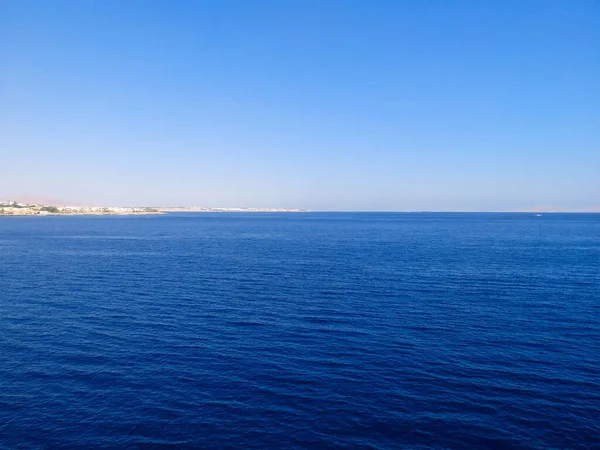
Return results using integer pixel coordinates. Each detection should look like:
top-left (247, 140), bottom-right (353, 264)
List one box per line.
top-left (0, 213), bottom-right (598, 449)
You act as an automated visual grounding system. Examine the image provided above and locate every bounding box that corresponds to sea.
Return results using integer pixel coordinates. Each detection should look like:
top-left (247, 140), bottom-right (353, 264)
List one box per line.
top-left (0, 213), bottom-right (598, 449)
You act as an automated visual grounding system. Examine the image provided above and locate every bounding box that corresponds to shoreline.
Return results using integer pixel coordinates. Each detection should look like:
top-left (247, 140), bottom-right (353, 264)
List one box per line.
top-left (156, 208), bottom-right (307, 213)
top-left (2, 208), bottom-right (598, 217)
top-left (0, 201), bottom-right (308, 216)
top-left (0, 211), bottom-right (165, 217)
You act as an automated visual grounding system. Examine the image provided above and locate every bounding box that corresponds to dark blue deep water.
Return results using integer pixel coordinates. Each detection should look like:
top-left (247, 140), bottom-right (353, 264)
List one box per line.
top-left (1, 213), bottom-right (598, 449)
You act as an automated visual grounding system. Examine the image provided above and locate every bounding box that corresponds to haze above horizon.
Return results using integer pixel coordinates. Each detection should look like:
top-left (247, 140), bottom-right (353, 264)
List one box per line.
top-left (1, 0), bottom-right (598, 211)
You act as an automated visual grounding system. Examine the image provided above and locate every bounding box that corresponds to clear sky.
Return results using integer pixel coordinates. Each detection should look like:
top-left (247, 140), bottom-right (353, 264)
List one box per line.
top-left (1, 0), bottom-right (598, 210)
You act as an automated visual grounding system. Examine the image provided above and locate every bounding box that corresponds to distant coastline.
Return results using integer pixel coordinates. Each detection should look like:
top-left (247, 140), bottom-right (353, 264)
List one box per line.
top-left (157, 207), bottom-right (307, 213)
top-left (0, 201), bottom-right (162, 216)
top-left (2, 200), bottom-right (598, 216)
top-left (0, 201), bottom-right (308, 216)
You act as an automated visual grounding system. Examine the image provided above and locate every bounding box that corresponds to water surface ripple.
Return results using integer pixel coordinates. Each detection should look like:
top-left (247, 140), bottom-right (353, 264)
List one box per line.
top-left (1, 213), bottom-right (598, 449)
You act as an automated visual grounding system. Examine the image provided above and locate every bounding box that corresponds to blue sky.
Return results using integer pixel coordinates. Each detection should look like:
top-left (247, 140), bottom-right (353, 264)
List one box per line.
top-left (1, 0), bottom-right (598, 210)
